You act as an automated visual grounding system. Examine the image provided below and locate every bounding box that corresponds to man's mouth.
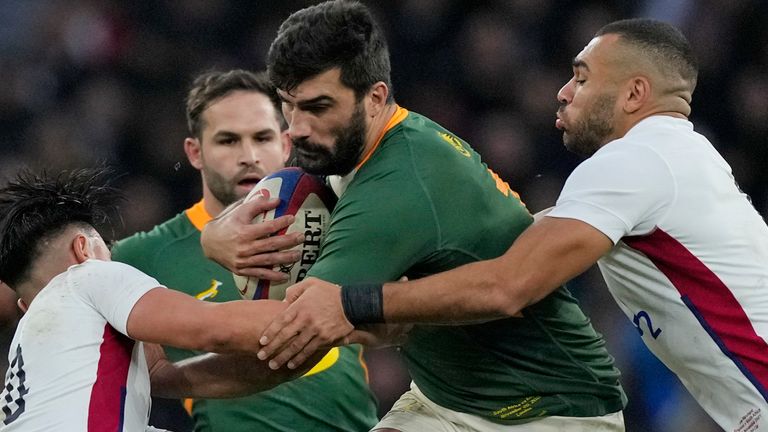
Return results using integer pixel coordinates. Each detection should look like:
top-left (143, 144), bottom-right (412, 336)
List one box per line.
top-left (295, 145), bottom-right (318, 155)
top-left (555, 112), bottom-right (567, 131)
top-left (237, 176), bottom-right (262, 188)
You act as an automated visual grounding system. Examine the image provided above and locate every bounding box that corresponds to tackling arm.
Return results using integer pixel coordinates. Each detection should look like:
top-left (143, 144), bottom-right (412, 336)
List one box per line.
top-left (257, 216), bottom-right (613, 369)
top-left (382, 216), bottom-right (613, 322)
top-left (145, 342), bottom-right (325, 399)
top-left (127, 292), bottom-right (294, 355)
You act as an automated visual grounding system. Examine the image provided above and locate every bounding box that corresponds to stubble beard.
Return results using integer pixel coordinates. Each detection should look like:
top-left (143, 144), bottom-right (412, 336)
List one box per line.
top-left (202, 162), bottom-right (247, 207)
top-left (562, 93), bottom-right (617, 157)
top-left (292, 102), bottom-right (368, 176)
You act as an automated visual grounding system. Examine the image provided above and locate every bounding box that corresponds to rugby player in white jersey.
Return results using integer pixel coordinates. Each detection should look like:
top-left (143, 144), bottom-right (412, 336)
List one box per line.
top-left (257, 18), bottom-right (768, 432)
top-left (0, 167), bottom-right (321, 431)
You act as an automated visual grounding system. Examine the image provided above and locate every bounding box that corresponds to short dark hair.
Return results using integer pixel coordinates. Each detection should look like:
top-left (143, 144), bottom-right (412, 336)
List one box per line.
top-left (0, 167), bottom-right (121, 288)
top-left (267, 0), bottom-right (393, 102)
top-left (596, 18), bottom-right (698, 89)
top-left (186, 69), bottom-right (284, 139)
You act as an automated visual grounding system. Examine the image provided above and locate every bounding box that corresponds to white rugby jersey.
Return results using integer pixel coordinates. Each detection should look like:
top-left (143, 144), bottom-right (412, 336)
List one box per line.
top-left (549, 116), bottom-right (768, 431)
top-left (0, 260), bottom-right (162, 431)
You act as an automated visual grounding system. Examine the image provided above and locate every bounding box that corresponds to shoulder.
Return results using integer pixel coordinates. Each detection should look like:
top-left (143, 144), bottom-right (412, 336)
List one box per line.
top-left (70, 259), bottom-right (149, 280)
top-left (363, 111), bottom-right (480, 187)
top-left (574, 137), bottom-right (670, 180)
top-left (563, 141), bottom-right (674, 207)
top-left (392, 112), bottom-right (474, 159)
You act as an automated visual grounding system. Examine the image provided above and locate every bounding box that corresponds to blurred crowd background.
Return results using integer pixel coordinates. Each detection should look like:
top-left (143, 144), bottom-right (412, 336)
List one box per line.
top-left (1, 0), bottom-right (767, 430)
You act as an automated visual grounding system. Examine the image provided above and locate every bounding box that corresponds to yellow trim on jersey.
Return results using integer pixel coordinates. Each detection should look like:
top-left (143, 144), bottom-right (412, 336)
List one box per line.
top-left (186, 199), bottom-right (212, 231)
top-left (487, 169), bottom-right (526, 206)
top-left (302, 347), bottom-right (340, 377)
top-left (182, 200), bottom-right (211, 418)
top-left (358, 346), bottom-right (370, 383)
top-left (355, 105), bottom-right (408, 170)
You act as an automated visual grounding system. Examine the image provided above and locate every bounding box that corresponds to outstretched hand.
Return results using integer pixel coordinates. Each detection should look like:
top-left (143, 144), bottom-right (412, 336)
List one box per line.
top-left (257, 277), bottom-right (353, 370)
top-left (200, 197), bottom-right (305, 281)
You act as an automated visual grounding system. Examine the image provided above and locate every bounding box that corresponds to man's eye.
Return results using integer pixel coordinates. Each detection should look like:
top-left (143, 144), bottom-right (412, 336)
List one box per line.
top-left (575, 78), bottom-right (586, 85)
top-left (306, 105), bottom-right (329, 114)
top-left (219, 138), bottom-right (236, 145)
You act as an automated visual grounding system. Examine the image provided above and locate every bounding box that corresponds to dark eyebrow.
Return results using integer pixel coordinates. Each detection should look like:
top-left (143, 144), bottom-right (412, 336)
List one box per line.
top-left (212, 130), bottom-right (239, 139)
top-left (278, 93), bottom-right (336, 107)
top-left (296, 95), bottom-right (335, 108)
top-left (254, 128), bottom-right (277, 138)
top-left (572, 58), bottom-right (590, 71)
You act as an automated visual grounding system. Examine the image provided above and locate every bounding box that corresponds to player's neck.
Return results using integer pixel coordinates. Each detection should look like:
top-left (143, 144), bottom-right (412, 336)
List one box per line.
top-left (201, 185), bottom-right (224, 217)
top-left (19, 258), bottom-right (72, 307)
top-left (361, 103), bottom-right (397, 159)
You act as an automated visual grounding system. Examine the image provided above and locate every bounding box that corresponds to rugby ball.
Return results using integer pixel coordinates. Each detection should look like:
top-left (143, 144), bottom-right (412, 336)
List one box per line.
top-left (233, 167), bottom-right (336, 300)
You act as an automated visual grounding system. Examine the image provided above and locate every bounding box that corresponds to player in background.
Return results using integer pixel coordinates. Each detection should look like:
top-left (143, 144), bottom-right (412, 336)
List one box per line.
top-left (111, 69), bottom-right (379, 432)
top-left (260, 18), bottom-right (768, 432)
top-left (0, 167), bottom-right (324, 431)
top-left (201, 2), bottom-right (627, 431)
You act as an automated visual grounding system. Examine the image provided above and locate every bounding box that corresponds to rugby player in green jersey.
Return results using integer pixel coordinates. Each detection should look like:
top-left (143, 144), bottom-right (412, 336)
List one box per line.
top-left (202, 2), bottom-right (627, 431)
top-left (112, 70), bottom-right (379, 432)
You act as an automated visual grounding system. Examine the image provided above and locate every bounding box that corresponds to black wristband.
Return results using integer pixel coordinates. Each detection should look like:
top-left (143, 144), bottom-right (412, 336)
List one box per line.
top-left (340, 283), bottom-right (384, 325)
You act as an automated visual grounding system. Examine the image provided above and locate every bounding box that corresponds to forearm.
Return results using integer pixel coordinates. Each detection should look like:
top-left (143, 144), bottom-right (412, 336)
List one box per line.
top-left (200, 301), bottom-right (280, 354)
top-left (380, 217), bottom-right (610, 323)
top-left (151, 350), bottom-right (329, 399)
top-left (382, 257), bottom-right (521, 323)
top-left (129, 292), bottom-right (292, 355)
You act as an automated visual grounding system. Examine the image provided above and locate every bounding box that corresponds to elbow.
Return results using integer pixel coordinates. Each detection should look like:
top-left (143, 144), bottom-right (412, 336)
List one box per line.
top-left (495, 286), bottom-right (526, 319)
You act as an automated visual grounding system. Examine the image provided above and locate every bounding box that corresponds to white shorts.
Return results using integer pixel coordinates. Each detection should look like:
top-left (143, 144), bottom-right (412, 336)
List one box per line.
top-left (373, 382), bottom-right (625, 432)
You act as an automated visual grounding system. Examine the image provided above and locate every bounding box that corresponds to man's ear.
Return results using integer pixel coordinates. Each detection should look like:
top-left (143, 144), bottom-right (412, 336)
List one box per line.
top-left (366, 81), bottom-right (390, 118)
top-left (72, 234), bottom-right (91, 264)
top-left (17, 298), bottom-right (28, 313)
top-left (280, 130), bottom-right (293, 164)
top-left (184, 137), bottom-right (204, 170)
top-left (623, 76), bottom-right (651, 114)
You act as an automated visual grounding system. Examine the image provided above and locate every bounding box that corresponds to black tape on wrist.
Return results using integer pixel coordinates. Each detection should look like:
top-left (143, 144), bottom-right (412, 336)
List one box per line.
top-left (340, 283), bottom-right (384, 325)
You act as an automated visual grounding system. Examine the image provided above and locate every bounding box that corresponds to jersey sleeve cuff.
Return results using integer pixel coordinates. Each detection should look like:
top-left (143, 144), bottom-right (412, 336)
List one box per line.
top-left (547, 200), bottom-right (631, 245)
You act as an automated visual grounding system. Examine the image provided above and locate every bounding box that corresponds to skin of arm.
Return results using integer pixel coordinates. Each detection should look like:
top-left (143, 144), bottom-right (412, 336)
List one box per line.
top-left (257, 216), bottom-right (613, 369)
top-left (127, 291), bottom-right (300, 355)
top-left (144, 342), bottom-right (326, 399)
top-left (382, 216), bottom-right (613, 322)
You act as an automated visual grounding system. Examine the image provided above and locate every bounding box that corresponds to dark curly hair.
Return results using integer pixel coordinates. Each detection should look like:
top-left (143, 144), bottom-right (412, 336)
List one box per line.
top-left (267, 0), bottom-right (394, 102)
top-left (0, 167), bottom-right (121, 288)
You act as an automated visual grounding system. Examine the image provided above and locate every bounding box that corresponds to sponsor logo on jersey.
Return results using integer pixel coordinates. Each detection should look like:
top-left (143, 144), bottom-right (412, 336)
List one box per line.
top-left (438, 132), bottom-right (471, 157)
top-left (196, 279), bottom-right (223, 301)
top-left (295, 209), bottom-right (325, 283)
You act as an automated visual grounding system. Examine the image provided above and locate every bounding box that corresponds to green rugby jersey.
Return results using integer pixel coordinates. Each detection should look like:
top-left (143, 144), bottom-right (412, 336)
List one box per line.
top-left (309, 106), bottom-right (626, 424)
top-left (112, 203), bottom-right (378, 432)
